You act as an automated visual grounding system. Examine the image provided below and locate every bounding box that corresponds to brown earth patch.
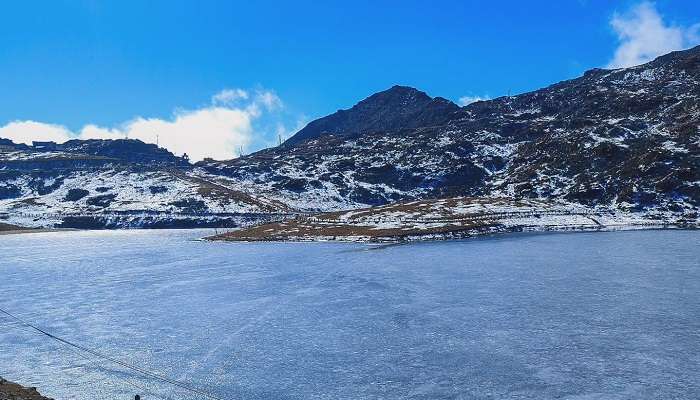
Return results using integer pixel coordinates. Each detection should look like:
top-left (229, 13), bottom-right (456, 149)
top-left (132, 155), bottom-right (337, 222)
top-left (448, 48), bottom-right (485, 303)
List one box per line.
top-left (0, 378), bottom-right (52, 400)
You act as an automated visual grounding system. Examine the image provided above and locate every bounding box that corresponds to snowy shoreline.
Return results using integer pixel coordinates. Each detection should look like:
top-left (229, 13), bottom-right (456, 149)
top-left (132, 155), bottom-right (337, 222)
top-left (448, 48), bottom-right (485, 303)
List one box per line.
top-left (3, 196), bottom-right (697, 243)
top-left (224, 223), bottom-right (697, 244)
top-left (207, 197), bottom-right (699, 243)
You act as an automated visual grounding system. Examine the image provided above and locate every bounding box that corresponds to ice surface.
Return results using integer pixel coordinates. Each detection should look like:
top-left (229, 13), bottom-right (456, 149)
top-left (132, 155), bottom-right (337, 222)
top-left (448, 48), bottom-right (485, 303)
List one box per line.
top-left (1, 230), bottom-right (699, 399)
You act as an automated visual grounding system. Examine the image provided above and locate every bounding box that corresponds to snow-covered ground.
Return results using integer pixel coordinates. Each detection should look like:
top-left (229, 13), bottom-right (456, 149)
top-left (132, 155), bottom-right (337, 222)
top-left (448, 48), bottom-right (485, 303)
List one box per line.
top-left (213, 196), bottom-right (698, 242)
top-left (0, 168), bottom-right (298, 228)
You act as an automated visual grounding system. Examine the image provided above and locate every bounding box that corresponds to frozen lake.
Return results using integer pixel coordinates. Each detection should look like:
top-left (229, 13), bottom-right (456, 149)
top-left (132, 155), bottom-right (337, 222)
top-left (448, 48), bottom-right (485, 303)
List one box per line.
top-left (1, 229), bottom-right (699, 399)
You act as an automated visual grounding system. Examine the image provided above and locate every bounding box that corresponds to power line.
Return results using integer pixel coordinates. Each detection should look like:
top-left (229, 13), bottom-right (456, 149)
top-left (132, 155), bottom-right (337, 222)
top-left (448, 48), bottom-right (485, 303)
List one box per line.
top-left (0, 315), bottom-right (165, 399)
top-left (0, 308), bottom-right (219, 399)
top-left (0, 307), bottom-right (226, 400)
top-left (53, 338), bottom-right (166, 399)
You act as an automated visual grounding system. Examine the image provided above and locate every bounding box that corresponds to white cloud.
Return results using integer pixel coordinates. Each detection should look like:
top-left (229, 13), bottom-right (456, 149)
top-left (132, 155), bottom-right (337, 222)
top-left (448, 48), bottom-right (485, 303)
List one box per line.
top-left (458, 95), bottom-right (490, 106)
top-left (243, 89), bottom-right (284, 119)
top-left (211, 88), bottom-right (249, 106)
top-left (0, 121), bottom-right (72, 143)
top-left (78, 107), bottom-right (255, 162)
top-left (607, 2), bottom-right (700, 68)
top-left (0, 88), bottom-right (286, 162)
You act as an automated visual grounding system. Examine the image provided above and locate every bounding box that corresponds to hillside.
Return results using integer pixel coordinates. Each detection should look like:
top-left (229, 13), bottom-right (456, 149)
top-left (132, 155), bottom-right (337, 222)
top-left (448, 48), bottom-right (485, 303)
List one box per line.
top-left (0, 139), bottom-right (291, 228)
top-left (202, 46), bottom-right (700, 214)
top-left (1, 47), bottom-right (699, 230)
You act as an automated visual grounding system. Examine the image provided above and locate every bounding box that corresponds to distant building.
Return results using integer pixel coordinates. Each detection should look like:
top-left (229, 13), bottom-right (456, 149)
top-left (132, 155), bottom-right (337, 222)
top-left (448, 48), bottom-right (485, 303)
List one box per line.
top-left (32, 141), bottom-right (58, 151)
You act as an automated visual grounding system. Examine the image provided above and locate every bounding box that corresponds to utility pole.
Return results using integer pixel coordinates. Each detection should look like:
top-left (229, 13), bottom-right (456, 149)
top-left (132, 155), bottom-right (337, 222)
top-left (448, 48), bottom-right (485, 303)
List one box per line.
top-left (156, 134), bottom-right (159, 147)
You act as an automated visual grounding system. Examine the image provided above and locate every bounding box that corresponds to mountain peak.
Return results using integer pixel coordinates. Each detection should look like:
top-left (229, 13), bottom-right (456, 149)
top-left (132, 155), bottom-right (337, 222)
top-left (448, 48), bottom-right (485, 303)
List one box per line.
top-left (382, 84), bottom-right (429, 97)
top-left (284, 85), bottom-right (459, 146)
top-left (351, 85), bottom-right (433, 114)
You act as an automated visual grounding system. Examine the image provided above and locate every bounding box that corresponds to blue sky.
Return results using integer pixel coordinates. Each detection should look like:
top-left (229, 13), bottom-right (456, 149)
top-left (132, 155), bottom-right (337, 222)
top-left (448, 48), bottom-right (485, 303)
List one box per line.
top-left (1, 0), bottom-right (699, 160)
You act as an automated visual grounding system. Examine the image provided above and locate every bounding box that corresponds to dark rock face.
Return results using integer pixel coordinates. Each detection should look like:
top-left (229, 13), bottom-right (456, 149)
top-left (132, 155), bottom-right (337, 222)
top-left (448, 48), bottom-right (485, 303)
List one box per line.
top-left (149, 185), bottom-right (168, 194)
top-left (284, 85), bottom-right (459, 146)
top-left (86, 193), bottom-right (117, 208)
top-left (0, 183), bottom-right (22, 200)
top-left (204, 46), bottom-right (700, 212)
top-left (64, 188), bottom-right (90, 202)
top-left (169, 198), bottom-right (207, 213)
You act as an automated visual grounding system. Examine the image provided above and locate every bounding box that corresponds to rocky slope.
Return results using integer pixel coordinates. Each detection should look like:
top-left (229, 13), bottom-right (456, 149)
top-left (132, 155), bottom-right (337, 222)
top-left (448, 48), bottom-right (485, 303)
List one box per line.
top-left (202, 46), bottom-right (700, 215)
top-left (284, 85), bottom-right (460, 146)
top-left (1, 47), bottom-right (698, 229)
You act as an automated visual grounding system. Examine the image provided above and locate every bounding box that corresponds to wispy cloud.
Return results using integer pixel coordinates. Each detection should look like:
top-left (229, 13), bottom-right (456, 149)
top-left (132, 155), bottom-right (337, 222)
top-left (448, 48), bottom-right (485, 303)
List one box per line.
top-left (607, 1), bottom-right (700, 68)
top-left (458, 95), bottom-right (490, 106)
top-left (211, 88), bottom-right (249, 106)
top-left (0, 88), bottom-right (286, 162)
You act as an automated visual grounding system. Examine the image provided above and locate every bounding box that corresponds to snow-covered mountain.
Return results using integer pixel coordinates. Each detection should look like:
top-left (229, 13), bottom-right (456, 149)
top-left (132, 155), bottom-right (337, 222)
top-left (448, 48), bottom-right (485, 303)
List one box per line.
top-left (0, 139), bottom-right (291, 228)
top-left (202, 46), bottom-right (700, 214)
top-left (1, 46), bottom-right (699, 228)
